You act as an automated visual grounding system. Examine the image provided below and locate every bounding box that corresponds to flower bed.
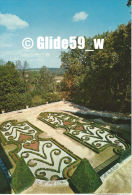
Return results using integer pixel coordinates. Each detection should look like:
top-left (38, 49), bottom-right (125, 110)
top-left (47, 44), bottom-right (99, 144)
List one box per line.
top-left (0, 120), bottom-right (80, 187)
top-left (38, 112), bottom-right (129, 154)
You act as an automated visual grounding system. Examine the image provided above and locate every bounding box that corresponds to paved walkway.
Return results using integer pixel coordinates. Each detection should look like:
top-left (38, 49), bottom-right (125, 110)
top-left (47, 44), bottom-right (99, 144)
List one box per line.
top-left (95, 156), bottom-right (132, 193)
top-left (0, 101), bottom-right (114, 168)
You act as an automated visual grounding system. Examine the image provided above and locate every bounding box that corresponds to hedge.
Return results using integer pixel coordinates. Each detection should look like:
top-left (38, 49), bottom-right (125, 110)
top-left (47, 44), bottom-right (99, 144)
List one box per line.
top-left (119, 147), bottom-right (131, 162)
top-left (0, 144), bottom-right (12, 170)
top-left (69, 158), bottom-right (102, 193)
top-left (11, 158), bottom-right (35, 193)
top-left (0, 167), bottom-right (11, 194)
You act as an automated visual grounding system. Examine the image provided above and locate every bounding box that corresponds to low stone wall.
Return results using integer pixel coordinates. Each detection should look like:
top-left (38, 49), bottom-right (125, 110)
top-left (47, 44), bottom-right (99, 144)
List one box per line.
top-left (34, 179), bottom-right (69, 186)
top-left (100, 155), bottom-right (131, 182)
top-left (66, 101), bottom-right (130, 120)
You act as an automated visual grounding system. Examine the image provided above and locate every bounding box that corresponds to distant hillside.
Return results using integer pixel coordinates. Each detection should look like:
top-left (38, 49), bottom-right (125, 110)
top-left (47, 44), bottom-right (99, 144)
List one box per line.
top-left (49, 68), bottom-right (65, 75)
top-left (26, 68), bottom-right (65, 75)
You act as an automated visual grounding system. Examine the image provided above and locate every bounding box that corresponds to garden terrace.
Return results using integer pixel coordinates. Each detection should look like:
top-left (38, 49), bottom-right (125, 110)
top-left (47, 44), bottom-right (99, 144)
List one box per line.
top-left (0, 101), bottom-right (131, 193)
top-left (38, 112), bottom-right (129, 154)
top-left (0, 120), bottom-right (80, 193)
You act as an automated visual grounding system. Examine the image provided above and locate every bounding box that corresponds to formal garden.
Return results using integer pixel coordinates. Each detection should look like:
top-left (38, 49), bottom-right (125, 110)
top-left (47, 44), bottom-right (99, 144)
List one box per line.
top-left (38, 112), bottom-right (129, 154)
top-left (0, 111), bottom-right (131, 193)
top-left (0, 111), bottom-right (130, 193)
top-left (0, 120), bottom-right (80, 193)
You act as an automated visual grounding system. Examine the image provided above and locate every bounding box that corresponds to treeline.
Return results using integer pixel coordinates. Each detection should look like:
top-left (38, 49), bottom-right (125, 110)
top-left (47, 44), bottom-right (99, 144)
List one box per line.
top-left (0, 23), bottom-right (130, 114)
top-left (60, 22), bottom-right (131, 113)
top-left (0, 62), bottom-right (61, 113)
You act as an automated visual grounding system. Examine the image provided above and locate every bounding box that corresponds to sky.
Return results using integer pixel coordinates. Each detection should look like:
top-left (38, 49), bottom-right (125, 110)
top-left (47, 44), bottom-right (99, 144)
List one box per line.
top-left (0, 0), bottom-right (130, 68)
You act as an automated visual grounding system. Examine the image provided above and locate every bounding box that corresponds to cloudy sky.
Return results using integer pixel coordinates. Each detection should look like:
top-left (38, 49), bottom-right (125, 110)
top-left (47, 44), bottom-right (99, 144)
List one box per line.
top-left (0, 0), bottom-right (130, 68)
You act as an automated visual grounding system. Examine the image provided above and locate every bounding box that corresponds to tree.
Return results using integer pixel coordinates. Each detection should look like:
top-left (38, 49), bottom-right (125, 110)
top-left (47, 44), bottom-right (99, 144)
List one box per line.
top-left (15, 60), bottom-right (22, 69)
top-left (0, 61), bottom-right (31, 112)
top-left (60, 23), bottom-right (131, 113)
top-left (0, 59), bottom-right (5, 66)
top-left (15, 60), bottom-right (30, 92)
top-left (36, 66), bottom-right (55, 94)
top-left (31, 66), bottom-right (61, 105)
top-left (127, 0), bottom-right (131, 6)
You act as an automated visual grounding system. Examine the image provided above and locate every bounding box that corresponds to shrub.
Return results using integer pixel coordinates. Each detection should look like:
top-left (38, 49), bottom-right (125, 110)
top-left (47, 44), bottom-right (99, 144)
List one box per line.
top-left (0, 167), bottom-right (11, 194)
top-left (0, 145), bottom-right (12, 170)
top-left (31, 95), bottom-right (45, 106)
top-left (11, 158), bottom-right (35, 193)
top-left (69, 158), bottom-right (102, 193)
top-left (119, 147), bottom-right (131, 162)
top-left (42, 92), bottom-right (61, 103)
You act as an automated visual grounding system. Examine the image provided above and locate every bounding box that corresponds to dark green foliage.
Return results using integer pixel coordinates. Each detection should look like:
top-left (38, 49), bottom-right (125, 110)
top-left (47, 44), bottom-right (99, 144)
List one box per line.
top-left (0, 145), bottom-right (12, 170)
top-left (0, 167), bottom-right (11, 194)
top-left (42, 92), bottom-right (61, 103)
top-left (70, 158), bottom-right (102, 193)
top-left (127, 0), bottom-right (131, 6)
top-left (0, 62), bottom-right (62, 112)
top-left (0, 145), bottom-right (11, 193)
top-left (11, 158), bottom-right (35, 193)
top-left (35, 66), bottom-right (55, 94)
top-left (0, 61), bottom-right (31, 112)
top-left (110, 124), bottom-right (131, 144)
top-left (31, 66), bottom-right (62, 106)
top-left (61, 23), bottom-right (131, 113)
top-left (119, 147), bottom-right (131, 162)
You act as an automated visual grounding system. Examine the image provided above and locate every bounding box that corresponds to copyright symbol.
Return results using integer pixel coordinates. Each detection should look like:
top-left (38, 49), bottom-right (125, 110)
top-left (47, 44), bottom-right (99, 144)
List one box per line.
top-left (22, 38), bottom-right (34, 49)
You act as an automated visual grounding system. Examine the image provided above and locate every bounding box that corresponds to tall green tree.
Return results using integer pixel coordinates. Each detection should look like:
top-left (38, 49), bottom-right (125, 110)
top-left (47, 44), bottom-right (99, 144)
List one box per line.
top-left (0, 61), bottom-right (30, 112)
top-left (36, 66), bottom-right (55, 94)
top-left (61, 23), bottom-right (131, 113)
top-left (127, 0), bottom-right (131, 6)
